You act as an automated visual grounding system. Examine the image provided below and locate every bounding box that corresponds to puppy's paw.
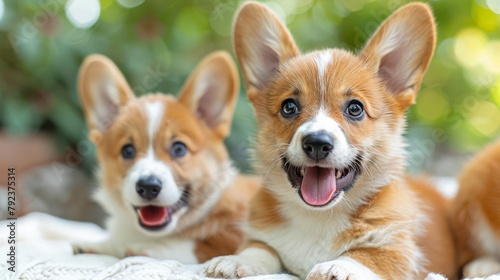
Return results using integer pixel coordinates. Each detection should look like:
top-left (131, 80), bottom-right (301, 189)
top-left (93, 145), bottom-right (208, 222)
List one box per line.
top-left (125, 244), bottom-right (153, 257)
top-left (464, 256), bottom-right (500, 278)
top-left (205, 255), bottom-right (260, 278)
top-left (425, 273), bottom-right (448, 280)
top-left (125, 243), bottom-right (169, 259)
top-left (307, 257), bottom-right (380, 280)
top-left (72, 242), bottom-right (97, 255)
top-left (307, 262), bottom-right (352, 280)
top-left (72, 241), bottom-right (125, 258)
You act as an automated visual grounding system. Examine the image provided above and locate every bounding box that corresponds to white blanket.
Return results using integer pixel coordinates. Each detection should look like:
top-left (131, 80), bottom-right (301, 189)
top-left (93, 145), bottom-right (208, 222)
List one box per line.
top-left (0, 212), bottom-right (297, 280)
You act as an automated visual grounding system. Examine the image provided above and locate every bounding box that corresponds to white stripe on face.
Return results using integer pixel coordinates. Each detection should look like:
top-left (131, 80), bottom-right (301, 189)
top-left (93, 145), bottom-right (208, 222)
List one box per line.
top-left (123, 101), bottom-right (182, 206)
top-left (314, 50), bottom-right (332, 103)
top-left (146, 101), bottom-right (164, 156)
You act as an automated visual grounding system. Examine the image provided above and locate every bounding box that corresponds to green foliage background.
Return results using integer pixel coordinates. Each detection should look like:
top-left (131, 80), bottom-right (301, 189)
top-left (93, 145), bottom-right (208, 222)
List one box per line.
top-left (0, 0), bottom-right (499, 173)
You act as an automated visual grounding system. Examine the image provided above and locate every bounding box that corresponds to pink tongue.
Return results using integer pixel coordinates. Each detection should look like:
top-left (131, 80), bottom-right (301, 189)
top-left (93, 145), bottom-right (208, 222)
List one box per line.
top-left (301, 167), bottom-right (337, 206)
top-left (138, 206), bottom-right (168, 226)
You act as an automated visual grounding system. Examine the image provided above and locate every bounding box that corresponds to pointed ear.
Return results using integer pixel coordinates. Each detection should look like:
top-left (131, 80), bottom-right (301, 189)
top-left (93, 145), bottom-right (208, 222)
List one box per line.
top-left (360, 3), bottom-right (436, 109)
top-left (232, 1), bottom-right (299, 101)
top-left (178, 51), bottom-right (239, 139)
top-left (78, 54), bottom-right (134, 142)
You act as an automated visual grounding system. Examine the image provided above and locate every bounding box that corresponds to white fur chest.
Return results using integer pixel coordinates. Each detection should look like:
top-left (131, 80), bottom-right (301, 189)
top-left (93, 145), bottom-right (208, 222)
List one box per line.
top-left (247, 209), bottom-right (351, 278)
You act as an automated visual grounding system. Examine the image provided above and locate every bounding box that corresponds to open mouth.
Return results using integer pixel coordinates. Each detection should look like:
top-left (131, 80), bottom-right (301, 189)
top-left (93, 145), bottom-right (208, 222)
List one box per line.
top-left (134, 188), bottom-right (190, 230)
top-left (283, 159), bottom-right (360, 207)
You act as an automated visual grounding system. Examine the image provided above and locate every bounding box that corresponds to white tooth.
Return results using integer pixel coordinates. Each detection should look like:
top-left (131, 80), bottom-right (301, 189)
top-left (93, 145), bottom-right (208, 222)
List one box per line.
top-left (336, 169), bottom-right (342, 179)
top-left (300, 168), bottom-right (305, 177)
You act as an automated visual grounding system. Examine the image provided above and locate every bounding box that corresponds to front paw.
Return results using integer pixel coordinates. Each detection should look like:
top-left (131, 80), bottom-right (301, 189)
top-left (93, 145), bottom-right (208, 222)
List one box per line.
top-left (425, 273), bottom-right (448, 280)
top-left (125, 244), bottom-right (154, 257)
top-left (72, 241), bottom-right (125, 258)
top-left (307, 258), bottom-right (380, 280)
top-left (307, 262), bottom-right (353, 280)
top-left (464, 256), bottom-right (500, 278)
top-left (124, 243), bottom-right (169, 259)
top-left (205, 255), bottom-right (260, 278)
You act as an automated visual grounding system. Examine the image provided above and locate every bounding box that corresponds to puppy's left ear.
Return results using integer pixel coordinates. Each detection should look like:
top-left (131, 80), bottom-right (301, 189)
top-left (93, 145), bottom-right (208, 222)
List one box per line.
top-left (178, 51), bottom-right (239, 139)
top-left (360, 3), bottom-right (436, 110)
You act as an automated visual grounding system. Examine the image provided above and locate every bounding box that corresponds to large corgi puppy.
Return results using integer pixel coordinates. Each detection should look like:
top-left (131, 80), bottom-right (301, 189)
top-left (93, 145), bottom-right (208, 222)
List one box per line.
top-left (73, 51), bottom-right (260, 263)
top-left (451, 140), bottom-right (500, 278)
top-left (205, 2), bottom-right (456, 279)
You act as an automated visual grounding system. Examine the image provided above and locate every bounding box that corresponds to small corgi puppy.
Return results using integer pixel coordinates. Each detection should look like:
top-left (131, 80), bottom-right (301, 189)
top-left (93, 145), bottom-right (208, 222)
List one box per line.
top-left (451, 140), bottom-right (500, 278)
top-left (205, 2), bottom-right (456, 279)
top-left (73, 51), bottom-right (260, 263)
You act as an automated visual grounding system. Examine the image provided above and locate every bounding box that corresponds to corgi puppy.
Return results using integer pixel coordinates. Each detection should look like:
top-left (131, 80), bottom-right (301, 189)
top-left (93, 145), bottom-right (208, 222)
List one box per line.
top-left (73, 51), bottom-right (260, 263)
top-left (205, 2), bottom-right (457, 279)
top-left (451, 140), bottom-right (500, 278)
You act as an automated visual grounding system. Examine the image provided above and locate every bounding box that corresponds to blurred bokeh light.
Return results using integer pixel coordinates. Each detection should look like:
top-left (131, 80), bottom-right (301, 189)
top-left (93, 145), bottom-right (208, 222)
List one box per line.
top-left (65, 0), bottom-right (101, 29)
top-left (0, 0), bottom-right (4, 23)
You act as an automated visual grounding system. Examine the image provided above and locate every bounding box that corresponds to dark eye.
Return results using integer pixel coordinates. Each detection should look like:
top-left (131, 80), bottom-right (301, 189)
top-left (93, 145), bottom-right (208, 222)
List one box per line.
top-left (281, 98), bottom-right (300, 118)
top-left (171, 142), bottom-right (187, 158)
top-left (121, 144), bottom-right (136, 159)
top-left (345, 100), bottom-right (365, 120)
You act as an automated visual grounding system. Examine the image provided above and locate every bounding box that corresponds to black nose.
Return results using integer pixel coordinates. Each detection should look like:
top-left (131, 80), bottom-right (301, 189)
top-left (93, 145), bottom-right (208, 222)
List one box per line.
top-left (136, 175), bottom-right (162, 200)
top-left (302, 132), bottom-right (334, 161)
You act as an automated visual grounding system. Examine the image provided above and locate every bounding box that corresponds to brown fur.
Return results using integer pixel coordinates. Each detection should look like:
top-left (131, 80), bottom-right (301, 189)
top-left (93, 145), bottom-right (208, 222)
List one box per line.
top-left (345, 247), bottom-right (413, 279)
top-left (407, 177), bottom-right (459, 279)
top-left (192, 175), bottom-right (261, 262)
top-left (451, 140), bottom-right (500, 277)
top-left (248, 187), bottom-right (286, 230)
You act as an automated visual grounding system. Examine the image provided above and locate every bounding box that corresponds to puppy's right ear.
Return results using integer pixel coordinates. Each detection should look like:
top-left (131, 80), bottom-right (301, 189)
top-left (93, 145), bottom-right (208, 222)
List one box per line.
top-left (78, 54), bottom-right (134, 143)
top-left (232, 1), bottom-right (299, 101)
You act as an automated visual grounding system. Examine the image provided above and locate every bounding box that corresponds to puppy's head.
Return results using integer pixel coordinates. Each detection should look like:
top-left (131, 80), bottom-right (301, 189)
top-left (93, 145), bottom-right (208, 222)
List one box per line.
top-left (233, 2), bottom-right (436, 209)
top-left (78, 51), bottom-right (238, 236)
